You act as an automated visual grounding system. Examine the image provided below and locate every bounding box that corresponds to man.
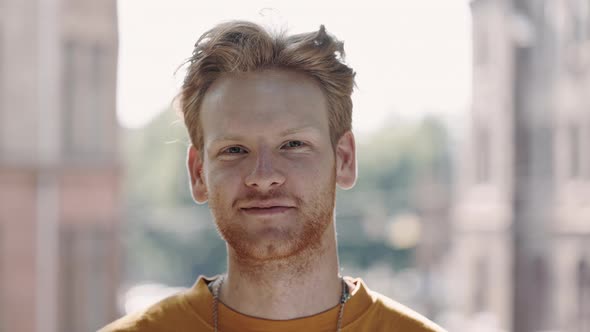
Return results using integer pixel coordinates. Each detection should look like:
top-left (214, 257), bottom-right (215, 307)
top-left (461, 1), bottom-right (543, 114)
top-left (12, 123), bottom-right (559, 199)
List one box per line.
top-left (100, 20), bottom-right (446, 332)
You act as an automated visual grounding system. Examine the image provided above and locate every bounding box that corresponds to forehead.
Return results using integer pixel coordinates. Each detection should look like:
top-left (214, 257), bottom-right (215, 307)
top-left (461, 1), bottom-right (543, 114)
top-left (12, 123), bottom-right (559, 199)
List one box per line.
top-left (199, 69), bottom-right (330, 143)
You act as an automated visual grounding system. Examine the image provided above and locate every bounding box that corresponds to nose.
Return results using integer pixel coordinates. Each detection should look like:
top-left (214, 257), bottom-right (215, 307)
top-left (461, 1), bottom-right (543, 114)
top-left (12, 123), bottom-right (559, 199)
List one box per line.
top-left (244, 149), bottom-right (286, 190)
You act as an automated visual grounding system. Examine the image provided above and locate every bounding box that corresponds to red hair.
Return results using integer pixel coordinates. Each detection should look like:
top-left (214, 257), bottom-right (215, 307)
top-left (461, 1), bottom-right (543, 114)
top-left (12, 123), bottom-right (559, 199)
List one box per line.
top-left (176, 20), bottom-right (356, 149)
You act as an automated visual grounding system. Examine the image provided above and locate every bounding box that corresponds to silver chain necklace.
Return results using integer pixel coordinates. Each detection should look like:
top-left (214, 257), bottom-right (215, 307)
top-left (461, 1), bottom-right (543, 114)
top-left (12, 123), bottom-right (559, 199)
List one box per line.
top-left (210, 275), bottom-right (351, 332)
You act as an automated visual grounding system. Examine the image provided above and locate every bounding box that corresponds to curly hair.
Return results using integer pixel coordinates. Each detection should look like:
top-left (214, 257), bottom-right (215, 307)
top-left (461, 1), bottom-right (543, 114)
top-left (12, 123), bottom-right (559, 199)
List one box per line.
top-left (176, 20), bottom-right (356, 150)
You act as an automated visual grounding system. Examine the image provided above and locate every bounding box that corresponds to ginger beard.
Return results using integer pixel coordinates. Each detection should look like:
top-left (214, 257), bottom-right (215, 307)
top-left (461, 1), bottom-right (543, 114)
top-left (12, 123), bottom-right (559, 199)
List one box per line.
top-left (208, 166), bottom-right (337, 263)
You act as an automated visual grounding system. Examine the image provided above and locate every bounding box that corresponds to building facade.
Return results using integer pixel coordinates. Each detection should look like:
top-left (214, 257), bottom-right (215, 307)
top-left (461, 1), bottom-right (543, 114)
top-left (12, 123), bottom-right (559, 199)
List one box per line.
top-left (0, 0), bottom-right (120, 331)
top-left (451, 0), bottom-right (590, 331)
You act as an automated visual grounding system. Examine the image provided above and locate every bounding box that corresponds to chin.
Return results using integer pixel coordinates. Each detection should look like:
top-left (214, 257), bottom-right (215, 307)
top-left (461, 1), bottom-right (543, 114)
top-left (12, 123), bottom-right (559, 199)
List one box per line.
top-left (219, 215), bottom-right (332, 263)
top-left (226, 226), bottom-right (315, 261)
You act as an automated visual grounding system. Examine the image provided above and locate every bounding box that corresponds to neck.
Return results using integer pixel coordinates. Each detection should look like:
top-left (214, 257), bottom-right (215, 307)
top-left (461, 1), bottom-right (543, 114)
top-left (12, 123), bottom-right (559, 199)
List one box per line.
top-left (218, 222), bottom-right (343, 320)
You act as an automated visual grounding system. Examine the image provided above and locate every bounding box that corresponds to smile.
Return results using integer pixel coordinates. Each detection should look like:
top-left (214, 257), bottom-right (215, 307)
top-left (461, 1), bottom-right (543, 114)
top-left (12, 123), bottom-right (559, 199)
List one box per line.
top-left (240, 206), bottom-right (295, 215)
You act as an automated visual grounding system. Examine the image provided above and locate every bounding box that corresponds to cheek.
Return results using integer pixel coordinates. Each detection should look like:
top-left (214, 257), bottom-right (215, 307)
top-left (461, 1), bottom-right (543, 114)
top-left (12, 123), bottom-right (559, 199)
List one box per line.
top-left (291, 152), bottom-right (334, 174)
top-left (287, 158), bottom-right (333, 190)
top-left (206, 166), bottom-right (244, 196)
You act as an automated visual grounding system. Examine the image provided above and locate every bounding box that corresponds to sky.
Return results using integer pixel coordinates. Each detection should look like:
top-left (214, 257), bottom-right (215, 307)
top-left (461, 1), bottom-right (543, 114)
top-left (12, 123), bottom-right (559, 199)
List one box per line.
top-left (116, 0), bottom-right (472, 137)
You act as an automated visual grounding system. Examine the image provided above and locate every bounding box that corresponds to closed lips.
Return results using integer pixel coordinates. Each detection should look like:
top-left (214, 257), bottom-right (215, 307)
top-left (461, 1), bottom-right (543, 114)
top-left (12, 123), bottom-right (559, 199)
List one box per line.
top-left (239, 200), bottom-right (295, 209)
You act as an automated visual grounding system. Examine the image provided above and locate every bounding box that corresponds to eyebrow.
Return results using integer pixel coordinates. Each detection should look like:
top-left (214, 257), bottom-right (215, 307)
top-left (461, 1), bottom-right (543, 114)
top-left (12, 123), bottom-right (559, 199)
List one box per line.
top-left (209, 135), bottom-right (244, 144)
top-left (279, 125), bottom-right (321, 136)
top-left (209, 125), bottom-right (321, 145)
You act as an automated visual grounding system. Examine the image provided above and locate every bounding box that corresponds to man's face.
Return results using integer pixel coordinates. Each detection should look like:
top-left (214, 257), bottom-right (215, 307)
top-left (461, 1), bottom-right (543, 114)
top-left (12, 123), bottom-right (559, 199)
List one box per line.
top-left (187, 69), bottom-right (356, 262)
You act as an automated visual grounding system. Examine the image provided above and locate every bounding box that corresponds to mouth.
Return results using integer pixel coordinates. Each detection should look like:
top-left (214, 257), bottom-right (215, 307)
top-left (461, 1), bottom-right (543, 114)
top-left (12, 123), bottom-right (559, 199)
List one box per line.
top-left (240, 206), bottom-right (295, 215)
top-left (239, 201), bottom-right (296, 215)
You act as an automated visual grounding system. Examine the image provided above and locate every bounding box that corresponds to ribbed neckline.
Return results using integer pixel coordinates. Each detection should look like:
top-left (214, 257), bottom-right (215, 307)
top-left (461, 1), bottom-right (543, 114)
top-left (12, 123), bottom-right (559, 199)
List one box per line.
top-left (184, 275), bottom-right (375, 332)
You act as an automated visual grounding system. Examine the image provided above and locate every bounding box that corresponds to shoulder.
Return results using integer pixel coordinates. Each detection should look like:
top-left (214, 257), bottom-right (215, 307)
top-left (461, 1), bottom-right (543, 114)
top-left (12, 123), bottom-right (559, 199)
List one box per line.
top-left (97, 275), bottom-right (217, 332)
top-left (370, 291), bottom-right (447, 332)
top-left (344, 277), bottom-right (447, 332)
top-left (97, 291), bottom-right (190, 332)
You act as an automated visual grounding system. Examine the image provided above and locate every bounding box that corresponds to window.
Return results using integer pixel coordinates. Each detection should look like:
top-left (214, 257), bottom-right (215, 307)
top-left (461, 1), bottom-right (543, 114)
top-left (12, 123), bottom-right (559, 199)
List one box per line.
top-left (578, 258), bottom-right (590, 332)
top-left (569, 124), bottom-right (581, 179)
top-left (0, 19), bottom-right (4, 157)
top-left (58, 225), bottom-right (74, 332)
top-left (585, 120), bottom-right (590, 180)
top-left (475, 127), bottom-right (491, 183)
top-left (0, 219), bottom-right (3, 332)
top-left (62, 40), bottom-right (108, 161)
top-left (574, 0), bottom-right (590, 43)
top-left (475, 23), bottom-right (489, 66)
top-left (532, 256), bottom-right (550, 330)
top-left (473, 256), bottom-right (489, 313)
top-left (59, 225), bottom-right (113, 332)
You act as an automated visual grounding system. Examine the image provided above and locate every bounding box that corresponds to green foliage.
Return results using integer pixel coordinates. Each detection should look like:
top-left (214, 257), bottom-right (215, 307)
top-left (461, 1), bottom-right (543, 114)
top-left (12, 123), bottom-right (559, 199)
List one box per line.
top-left (122, 109), bottom-right (228, 286)
top-left (339, 241), bottom-right (413, 270)
top-left (354, 116), bottom-right (452, 202)
top-left (122, 110), bottom-right (194, 208)
top-left (124, 214), bottom-right (226, 286)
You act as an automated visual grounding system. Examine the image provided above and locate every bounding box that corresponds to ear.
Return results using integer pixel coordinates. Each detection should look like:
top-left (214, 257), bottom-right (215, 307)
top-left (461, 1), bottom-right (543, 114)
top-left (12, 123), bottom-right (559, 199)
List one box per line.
top-left (187, 145), bottom-right (208, 204)
top-left (335, 131), bottom-right (357, 190)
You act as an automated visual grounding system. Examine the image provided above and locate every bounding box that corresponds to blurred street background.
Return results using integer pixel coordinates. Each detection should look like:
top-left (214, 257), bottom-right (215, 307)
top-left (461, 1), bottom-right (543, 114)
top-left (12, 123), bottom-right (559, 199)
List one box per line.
top-left (0, 0), bottom-right (589, 331)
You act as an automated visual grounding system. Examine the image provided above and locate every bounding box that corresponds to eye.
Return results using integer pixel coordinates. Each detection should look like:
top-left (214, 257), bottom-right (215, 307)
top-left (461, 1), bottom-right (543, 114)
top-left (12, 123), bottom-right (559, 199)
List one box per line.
top-left (221, 146), bottom-right (247, 154)
top-left (282, 140), bottom-right (305, 149)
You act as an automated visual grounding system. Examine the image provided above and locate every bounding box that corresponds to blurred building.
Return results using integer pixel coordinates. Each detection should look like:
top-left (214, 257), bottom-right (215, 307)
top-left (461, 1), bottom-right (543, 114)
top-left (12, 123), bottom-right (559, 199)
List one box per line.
top-left (451, 0), bottom-right (590, 331)
top-left (413, 171), bottom-right (452, 319)
top-left (0, 0), bottom-right (120, 332)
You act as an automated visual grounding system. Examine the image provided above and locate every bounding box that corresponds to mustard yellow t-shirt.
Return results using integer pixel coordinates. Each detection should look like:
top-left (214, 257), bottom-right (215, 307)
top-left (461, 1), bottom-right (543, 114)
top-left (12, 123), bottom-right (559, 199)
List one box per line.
top-left (99, 275), bottom-right (446, 332)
